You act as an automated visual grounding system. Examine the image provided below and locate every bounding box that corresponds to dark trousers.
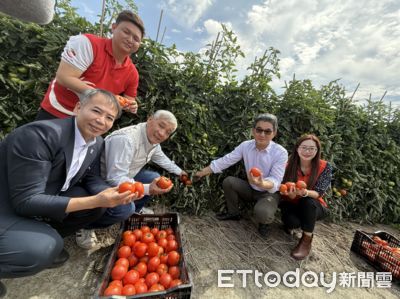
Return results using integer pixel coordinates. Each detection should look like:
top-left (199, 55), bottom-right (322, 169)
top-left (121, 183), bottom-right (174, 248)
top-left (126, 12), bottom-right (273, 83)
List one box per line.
top-left (280, 196), bottom-right (327, 233)
top-left (0, 186), bottom-right (105, 279)
top-left (222, 176), bottom-right (280, 224)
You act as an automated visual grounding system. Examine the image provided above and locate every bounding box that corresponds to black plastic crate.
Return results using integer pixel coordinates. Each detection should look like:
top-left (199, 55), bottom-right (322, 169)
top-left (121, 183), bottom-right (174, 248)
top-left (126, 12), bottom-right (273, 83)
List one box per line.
top-left (95, 213), bottom-right (192, 298)
top-left (351, 229), bottom-right (400, 280)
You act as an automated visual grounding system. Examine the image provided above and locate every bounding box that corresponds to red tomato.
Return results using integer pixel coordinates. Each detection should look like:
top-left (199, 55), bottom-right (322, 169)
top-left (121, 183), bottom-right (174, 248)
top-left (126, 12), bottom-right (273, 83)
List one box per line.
top-left (128, 254), bottom-right (138, 267)
top-left (147, 242), bottom-right (160, 257)
top-left (108, 280), bottom-right (123, 288)
top-left (156, 230), bottom-right (167, 240)
top-left (134, 182), bottom-right (145, 197)
top-left (149, 283), bottom-right (165, 292)
top-left (132, 229), bottom-right (143, 241)
top-left (167, 251), bottom-right (180, 266)
top-left (285, 182), bottom-right (296, 190)
top-left (157, 176), bottom-right (173, 189)
top-left (133, 242), bottom-right (148, 258)
top-left (139, 256), bottom-right (149, 264)
top-left (123, 269), bottom-right (140, 285)
top-left (166, 234), bottom-right (176, 241)
top-left (151, 227), bottom-right (159, 236)
top-left (123, 230), bottom-right (133, 238)
top-left (117, 245), bottom-right (132, 259)
top-left (159, 272), bottom-right (172, 289)
top-left (296, 180), bottom-right (307, 189)
top-left (134, 261), bottom-right (148, 278)
top-left (184, 179), bottom-right (192, 186)
top-left (141, 225), bottom-right (151, 233)
top-left (121, 284), bottom-right (136, 296)
top-left (168, 266), bottom-right (180, 279)
top-left (156, 263), bottom-right (169, 276)
top-left (111, 264), bottom-right (127, 280)
top-left (145, 272), bottom-right (160, 288)
top-left (249, 167), bottom-right (262, 177)
top-left (158, 238), bottom-right (168, 249)
top-left (279, 184), bottom-right (288, 193)
top-left (134, 281), bottom-right (148, 294)
top-left (148, 256), bottom-right (161, 272)
top-left (166, 240), bottom-right (178, 252)
top-left (169, 279), bottom-right (182, 288)
top-left (142, 232), bottom-right (155, 244)
top-left (118, 182), bottom-right (135, 193)
top-left (123, 233), bottom-right (136, 247)
top-left (160, 253), bottom-right (169, 264)
top-left (115, 258), bottom-right (129, 269)
top-left (180, 174), bottom-right (188, 183)
top-left (104, 284), bottom-right (122, 296)
top-left (165, 227), bottom-right (174, 235)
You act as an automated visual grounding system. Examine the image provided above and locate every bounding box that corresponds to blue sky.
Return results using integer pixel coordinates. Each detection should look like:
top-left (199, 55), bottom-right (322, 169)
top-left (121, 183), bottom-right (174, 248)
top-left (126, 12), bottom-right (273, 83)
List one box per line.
top-left (71, 0), bottom-right (400, 107)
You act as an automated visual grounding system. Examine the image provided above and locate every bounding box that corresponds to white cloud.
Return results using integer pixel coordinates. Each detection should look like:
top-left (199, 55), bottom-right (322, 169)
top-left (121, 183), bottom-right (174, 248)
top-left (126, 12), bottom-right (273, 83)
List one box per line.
top-left (236, 0), bottom-right (400, 104)
top-left (171, 28), bottom-right (181, 33)
top-left (162, 0), bottom-right (214, 27)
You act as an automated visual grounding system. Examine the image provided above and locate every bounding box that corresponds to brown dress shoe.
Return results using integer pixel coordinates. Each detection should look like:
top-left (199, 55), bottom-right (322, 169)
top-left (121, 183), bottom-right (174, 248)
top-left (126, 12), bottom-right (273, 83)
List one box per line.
top-left (291, 233), bottom-right (313, 260)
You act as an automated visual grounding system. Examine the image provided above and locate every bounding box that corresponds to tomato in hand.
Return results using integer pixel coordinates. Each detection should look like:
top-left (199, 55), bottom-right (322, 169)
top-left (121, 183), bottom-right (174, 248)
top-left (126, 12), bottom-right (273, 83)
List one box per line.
top-left (296, 180), bottom-right (307, 189)
top-left (285, 182), bottom-right (296, 190)
top-left (250, 167), bottom-right (262, 177)
top-left (157, 176), bottom-right (173, 189)
top-left (118, 182), bottom-right (135, 193)
top-left (134, 181), bottom-right (145, 197)
top-left (279, 184), bottom-right (288, 193)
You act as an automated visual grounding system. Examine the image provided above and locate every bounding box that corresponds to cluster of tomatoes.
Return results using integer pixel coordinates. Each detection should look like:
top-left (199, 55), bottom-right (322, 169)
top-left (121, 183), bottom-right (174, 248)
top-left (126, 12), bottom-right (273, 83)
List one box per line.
top-left (180, 174), bottom-right (192, 186)
top-left (279, 180), bottom-right (307, 193)
top-left (103, 225), bottom-right (184, 296)
top-left (360, 235), bottom-right (400, 278)
top-left (118, 181), bottom-right (145, 197)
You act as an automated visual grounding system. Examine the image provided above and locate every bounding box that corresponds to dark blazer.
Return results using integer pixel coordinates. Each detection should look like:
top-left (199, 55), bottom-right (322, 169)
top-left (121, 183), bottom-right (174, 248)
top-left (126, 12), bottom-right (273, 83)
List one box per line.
top-left (0, 117), bottom-right (110, 235)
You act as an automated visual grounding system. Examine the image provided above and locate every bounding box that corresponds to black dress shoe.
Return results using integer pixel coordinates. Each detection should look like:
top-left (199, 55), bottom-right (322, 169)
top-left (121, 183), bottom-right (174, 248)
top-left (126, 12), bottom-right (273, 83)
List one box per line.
top-left (258, 223), bottom-right (268, 238)
top-left (0, 280), bottom-right (6, 298)
top-left (48, 248), bottom-right (70, 269)
top-left (216, 212), bottom-right (241, 221)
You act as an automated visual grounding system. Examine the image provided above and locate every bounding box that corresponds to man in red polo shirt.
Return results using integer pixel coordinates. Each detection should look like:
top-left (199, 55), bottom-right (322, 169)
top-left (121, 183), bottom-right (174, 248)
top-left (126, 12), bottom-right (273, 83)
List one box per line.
top-left (36, 10), bottom-right (144, 120)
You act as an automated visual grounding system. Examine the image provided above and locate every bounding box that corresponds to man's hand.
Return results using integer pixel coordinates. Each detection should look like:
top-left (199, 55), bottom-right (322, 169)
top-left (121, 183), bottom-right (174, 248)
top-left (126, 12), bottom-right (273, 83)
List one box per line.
top-left (95, 186), bottom-right (138, 207)
top-left (248, 171), bottom-right (264, 187)
top-left (149, 177), bottom-right (173, 195)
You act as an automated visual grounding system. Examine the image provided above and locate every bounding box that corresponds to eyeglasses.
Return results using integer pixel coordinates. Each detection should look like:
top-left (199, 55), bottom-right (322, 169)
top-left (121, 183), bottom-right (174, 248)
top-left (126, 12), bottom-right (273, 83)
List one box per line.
top-left (298, 146), bottom-right (318, 153)
top-left (254, 127), bottom-right (274, 135)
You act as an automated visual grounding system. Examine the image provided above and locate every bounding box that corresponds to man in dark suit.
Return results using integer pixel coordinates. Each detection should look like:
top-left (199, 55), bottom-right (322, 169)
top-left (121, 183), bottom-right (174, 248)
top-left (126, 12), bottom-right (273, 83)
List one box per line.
top-left (0, 89), bottom-right (137, 297)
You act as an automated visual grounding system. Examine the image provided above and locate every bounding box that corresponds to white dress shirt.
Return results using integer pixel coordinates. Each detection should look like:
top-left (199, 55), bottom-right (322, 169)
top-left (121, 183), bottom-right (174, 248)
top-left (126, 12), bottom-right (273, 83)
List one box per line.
top-left (61, 120), bottom-right (96, 191)
top-left (210, 140), bottom-right (288, 193)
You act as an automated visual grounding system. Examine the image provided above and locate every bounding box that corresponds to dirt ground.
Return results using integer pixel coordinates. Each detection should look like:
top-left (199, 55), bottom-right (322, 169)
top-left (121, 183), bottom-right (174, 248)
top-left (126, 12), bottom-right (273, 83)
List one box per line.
top-left (2, 209), bottom-right (400, 299)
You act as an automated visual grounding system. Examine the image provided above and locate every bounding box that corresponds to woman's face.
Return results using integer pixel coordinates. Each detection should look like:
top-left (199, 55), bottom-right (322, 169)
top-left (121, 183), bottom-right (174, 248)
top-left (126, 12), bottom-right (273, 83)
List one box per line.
top-left (297, 139), bottom-right (318, 162)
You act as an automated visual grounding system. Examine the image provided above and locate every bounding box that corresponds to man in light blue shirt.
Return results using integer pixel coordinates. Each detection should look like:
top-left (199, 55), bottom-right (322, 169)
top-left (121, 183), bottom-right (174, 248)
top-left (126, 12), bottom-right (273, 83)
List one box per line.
top-left (195, 113), bottom-right (288, 238)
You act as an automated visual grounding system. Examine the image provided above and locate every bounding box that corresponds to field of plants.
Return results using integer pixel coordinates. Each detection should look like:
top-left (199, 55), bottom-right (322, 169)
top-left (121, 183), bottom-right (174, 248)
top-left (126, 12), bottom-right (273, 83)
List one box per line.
top-left (1, 0), bottom-right (399, 224)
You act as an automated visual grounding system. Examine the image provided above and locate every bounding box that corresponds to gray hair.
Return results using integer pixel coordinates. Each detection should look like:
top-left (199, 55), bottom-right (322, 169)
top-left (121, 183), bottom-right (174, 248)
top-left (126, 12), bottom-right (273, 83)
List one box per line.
top-left (80, 89), bottom-right (122, 119)
top-left (153, 110), bottom-right (178, 130)
top-left (253, 113), bottom-right (278, 131)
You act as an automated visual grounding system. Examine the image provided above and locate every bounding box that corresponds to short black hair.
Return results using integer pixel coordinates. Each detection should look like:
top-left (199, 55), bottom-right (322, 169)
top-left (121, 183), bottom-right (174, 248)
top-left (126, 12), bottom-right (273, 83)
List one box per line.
top-left (253, 113), bottom-right (278, 131)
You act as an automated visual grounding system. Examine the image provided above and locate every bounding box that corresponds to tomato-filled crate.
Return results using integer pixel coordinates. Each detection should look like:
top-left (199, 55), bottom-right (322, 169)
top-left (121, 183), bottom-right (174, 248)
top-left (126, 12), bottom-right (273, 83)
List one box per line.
top-left (351, 229), bottom-right (400, 280)
top-left (95, 213), bottom-right (192, 298)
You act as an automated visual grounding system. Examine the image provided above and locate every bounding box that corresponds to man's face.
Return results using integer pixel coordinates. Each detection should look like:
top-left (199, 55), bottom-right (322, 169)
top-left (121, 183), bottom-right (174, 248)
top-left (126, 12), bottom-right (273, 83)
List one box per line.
top-left (251, 121), bottom-right (276, 148)
top-left (112, 21), bottom-right (142, 55)
top-left (74, 94), bottom-right (118, 142)
top-left (146, 117), bottom-right (175, 145)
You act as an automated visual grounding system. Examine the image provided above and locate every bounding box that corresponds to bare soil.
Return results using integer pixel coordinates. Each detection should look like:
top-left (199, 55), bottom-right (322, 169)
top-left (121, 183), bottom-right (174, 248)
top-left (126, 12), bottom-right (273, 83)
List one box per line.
top-left (2, 209), bottom-right (400, 299)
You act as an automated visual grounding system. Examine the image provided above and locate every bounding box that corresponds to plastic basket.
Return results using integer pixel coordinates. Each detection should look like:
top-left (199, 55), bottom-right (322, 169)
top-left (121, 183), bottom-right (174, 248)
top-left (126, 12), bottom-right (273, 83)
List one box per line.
top-left (351, 229), bottom-right (400, 280)
top-left (95, 213), bottom-right (192, 298)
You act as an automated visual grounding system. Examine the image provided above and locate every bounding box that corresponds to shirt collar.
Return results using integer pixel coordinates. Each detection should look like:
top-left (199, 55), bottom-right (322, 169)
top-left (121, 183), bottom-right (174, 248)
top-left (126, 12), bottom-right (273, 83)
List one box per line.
top-left (74, 119), bottom-right (96, 148)
top-left (105, 38), bottom-right (131, 67)
top-left (252, 139), bottom-right (273, 152)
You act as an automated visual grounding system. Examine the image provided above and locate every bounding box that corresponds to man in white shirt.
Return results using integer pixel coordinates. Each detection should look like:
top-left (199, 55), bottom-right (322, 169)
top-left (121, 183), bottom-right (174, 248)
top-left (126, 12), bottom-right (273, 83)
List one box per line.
top-left (195, 113), bottom-right (288, 238)
top-left (102, 110), bottom-right (188, 214)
